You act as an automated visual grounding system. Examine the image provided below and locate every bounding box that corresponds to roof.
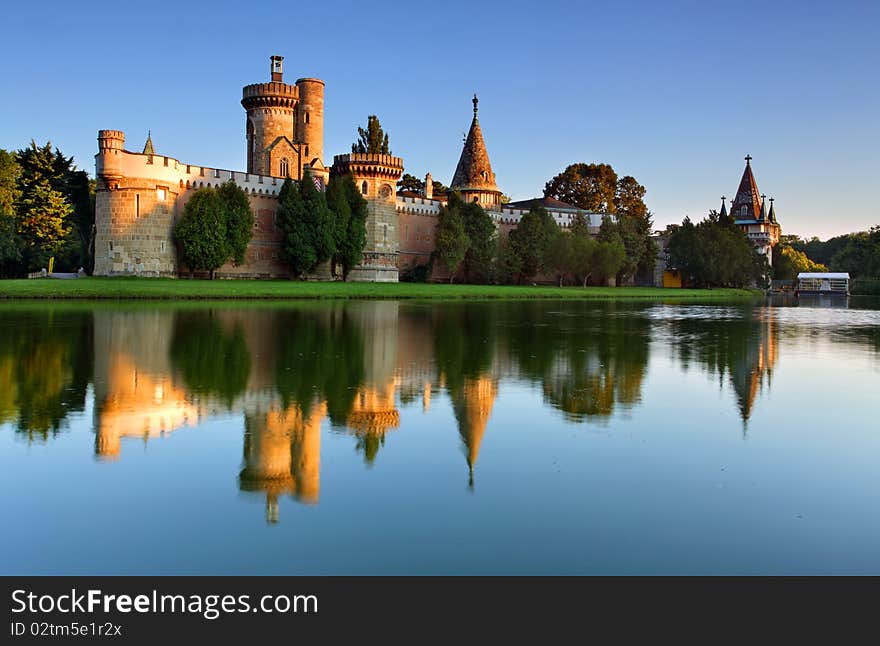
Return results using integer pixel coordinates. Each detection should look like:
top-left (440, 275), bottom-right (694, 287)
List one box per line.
top-left (797, 272), bottom-right (850, 279)
top-left (450, 95), bottom-right (501, 194)
top-left (729, 156), bottom-right (763, 221)
top-left (505, 196), bottom-right (585, 211)
top-left (142, 131), bottom-right (154, 155)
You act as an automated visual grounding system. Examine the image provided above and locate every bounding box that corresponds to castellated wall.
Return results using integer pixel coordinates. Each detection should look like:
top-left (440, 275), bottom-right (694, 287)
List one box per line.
top-left (94, 144), bottom-right (291, 278)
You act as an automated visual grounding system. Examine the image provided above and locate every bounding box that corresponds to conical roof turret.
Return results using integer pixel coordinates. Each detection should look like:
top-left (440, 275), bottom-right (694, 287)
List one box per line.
top-left (450, 95), bottom-right (501, 194)
top-left (142, 131), bottom-right (155, 156)
top-left (730, 155), bottom-right (762, 220)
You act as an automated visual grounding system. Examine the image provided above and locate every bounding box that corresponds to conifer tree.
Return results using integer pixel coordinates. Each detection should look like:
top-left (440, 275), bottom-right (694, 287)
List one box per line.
top-left (351, 116), bottom-right (390, 154)
top-left (327, 174), bottom-right (367, 280)
top-left (217, 181), bottom-right (254, 266)
top-left (435, 196), bottom-right (469, 282)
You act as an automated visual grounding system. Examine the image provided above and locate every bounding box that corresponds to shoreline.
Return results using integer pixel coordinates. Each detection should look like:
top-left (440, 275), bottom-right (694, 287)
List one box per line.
top-left (0, 278), bottom-right (760, 301)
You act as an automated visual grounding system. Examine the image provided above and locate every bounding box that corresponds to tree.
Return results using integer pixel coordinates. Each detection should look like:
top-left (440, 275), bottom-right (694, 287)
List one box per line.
top-left (773, 245), bottom-right (827, 280)
top-left (397, 173), bottom-right (422, 193)
top-left (173, 187), bottom-right (229, 279)
top-left (16, 182), bottom-right (72, 265)
top-left (461, 196), bottom-right (496, 283)
top-left (435, 196), bottom-right (469, 281)
top-left (509, 205), bottom-right (560, 282)
top-left (544, 163), bottom-right (618, 213)
top-left (276, 177), bottom-right (336, 278)
top-left (327, 174), bottom-right (368, 280)
top-left (548, 233), bottom-right (574, 286)
top-left (615, 175), bottom-right (648, 219)
top-left (352, 115), bottom-right (390, 154)
top-left (0, 150), bottom-right (20, 216)
top-left (667, 210), bottom-right (767, 288)
top-left (217, 181), bottom-right (254, 266)
top-left (494, 236), bottom-right (522, 284)
top-left (0, 213), bottom-right (21, 276)
top-left (570, 234), bottom-right (598, 287)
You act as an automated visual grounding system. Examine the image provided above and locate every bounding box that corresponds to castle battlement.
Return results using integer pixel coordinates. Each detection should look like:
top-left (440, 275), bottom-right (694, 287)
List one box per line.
top-left (332, 153), bottom-right (405, 178)
top-left (241, 81), bottom-right (299, 108)
top-left (97, 143), bottom-right (284, 198)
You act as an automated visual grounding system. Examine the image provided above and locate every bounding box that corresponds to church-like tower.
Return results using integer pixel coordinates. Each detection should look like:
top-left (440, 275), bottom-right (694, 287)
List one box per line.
top-left (726, 155), bottom-right (781, 264)
top-left (241, 55), bottom-right (325, 180)
top-left (450, 95), bottom-right (502, 210)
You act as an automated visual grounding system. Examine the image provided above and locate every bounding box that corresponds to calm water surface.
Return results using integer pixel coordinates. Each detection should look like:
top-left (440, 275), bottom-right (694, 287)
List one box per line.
top-left (1, 297), bottom-right (878, 574)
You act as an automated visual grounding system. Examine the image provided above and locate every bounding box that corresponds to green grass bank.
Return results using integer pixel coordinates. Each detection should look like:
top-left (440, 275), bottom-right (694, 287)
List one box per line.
top-left (0, 278), bottom-right (761, 301)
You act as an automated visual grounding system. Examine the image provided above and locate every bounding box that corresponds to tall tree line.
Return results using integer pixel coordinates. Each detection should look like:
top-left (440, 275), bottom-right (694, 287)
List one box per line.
top-left (0, 142), bottom-right (94, 277)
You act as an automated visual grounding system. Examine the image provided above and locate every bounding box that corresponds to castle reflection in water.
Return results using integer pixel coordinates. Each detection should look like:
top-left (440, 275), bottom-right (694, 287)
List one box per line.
top-left (0, 301), bottom-right (791, 522)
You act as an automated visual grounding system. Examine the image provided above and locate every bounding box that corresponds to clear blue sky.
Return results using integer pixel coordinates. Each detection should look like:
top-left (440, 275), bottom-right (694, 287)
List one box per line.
top-left (1, 0), bottom-right (877, 239)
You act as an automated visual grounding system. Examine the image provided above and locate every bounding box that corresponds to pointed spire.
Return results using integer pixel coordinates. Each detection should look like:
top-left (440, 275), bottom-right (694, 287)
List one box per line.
top-left (142, 130), bottom-right (155, 156)
top-left (451, 95), bottom-right (501, 194)
top-left (760, 194), bottom-right (767, 221)
top-left (729, 155), bottom-right (762, 220)
top-left (768, 197), bottom-right (777, 223)
top-left (719, 196), bottom-right (727, 217)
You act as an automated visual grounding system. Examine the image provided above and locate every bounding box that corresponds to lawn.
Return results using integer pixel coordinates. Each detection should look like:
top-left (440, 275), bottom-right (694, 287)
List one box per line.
top-left (0, 278), bottom-right (760, 301)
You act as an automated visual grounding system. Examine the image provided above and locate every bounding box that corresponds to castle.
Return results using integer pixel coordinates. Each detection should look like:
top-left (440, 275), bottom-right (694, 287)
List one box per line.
top-left (93, 56), bottom-right (604, 282)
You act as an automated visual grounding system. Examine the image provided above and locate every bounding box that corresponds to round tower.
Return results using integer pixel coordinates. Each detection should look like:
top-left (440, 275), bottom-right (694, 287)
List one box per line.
top-left (241, 55), bottom-right (298, 177)
top-left (295, 77), bottom-right (324, 165)
top-left (96, 129), bottom-right (125, 179)
top-left (332, 153), bottom-right (405, 282)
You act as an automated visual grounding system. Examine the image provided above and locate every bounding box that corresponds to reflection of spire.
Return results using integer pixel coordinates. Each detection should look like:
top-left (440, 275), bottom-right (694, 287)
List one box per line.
top-left (451, 376), bottom-right (497, 488)
top-left (730, 314), bottom-right (778, 426)
top-left (239, 402), bottom-right (324, 523)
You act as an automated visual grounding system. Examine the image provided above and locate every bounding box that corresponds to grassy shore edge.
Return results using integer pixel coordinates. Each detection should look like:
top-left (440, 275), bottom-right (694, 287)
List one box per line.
top-left (0, 278), bottom-right (761, 301)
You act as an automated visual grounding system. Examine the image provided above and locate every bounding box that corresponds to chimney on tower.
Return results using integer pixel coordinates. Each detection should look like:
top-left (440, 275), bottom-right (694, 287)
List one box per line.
top-left (425, 173), bottom-right (433, 200)
top-left (270, 55), bottom-right (283, 82)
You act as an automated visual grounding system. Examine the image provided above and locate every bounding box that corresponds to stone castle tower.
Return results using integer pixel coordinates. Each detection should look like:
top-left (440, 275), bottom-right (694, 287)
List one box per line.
top-left (242, 55), bottom-right (325, 181)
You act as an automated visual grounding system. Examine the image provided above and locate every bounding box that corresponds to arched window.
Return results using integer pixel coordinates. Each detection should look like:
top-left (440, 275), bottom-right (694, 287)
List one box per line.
top-left (280, 158), bottom-right (290, 177)
top-left (305, 112), bottom-right (310, 124)
top-left (741, 205), bottom-right (747, 216)
top-left (361, 181), bottom-right (368, 195)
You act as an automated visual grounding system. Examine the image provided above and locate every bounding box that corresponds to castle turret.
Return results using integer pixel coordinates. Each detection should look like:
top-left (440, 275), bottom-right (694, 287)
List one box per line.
top-left (242, 55), bottom-right (299, 177)
top-left (450, 95), bottom-right (502, 210)
top-left (96, 129), bottom-right (125, 180)
top-left (332, 153), bottom-right (405, 282)
top-left (295, 77), bottom-right (324, 166)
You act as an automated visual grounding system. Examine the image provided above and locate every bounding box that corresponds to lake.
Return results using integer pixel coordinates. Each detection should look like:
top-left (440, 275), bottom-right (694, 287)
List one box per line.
top-left (1, 297), bottom-right (878, 574)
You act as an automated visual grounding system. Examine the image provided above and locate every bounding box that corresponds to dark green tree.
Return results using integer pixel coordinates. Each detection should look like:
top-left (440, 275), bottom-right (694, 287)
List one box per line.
top-left (0, 213), bottom-right (21, 277)
top-left (16, 182), bottom-right (72, 267)
top-left (509, 205), bottom-right (560, 282)
top-left (277, 177), bottom-right (336, 277)
top-left (327, 174), bottom-right (367, 280)
top-left (352, 115), bottom-right (391, 154)
top-left (173, 187), bottom-right (229, 279)
top-left (667, 210), bottom-right (767, 288)
top-left (217, 180), bottom-right (254, 266)
top-left (435, 194), bottom-right (469, 281)
top-left (461, 196), bottom-right (496, 283)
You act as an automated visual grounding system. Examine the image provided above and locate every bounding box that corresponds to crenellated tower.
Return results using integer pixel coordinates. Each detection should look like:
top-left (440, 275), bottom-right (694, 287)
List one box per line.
top-left (332, 153), bottom-right (405, 281)
top-left (242, 56), bottom-right (325, 180)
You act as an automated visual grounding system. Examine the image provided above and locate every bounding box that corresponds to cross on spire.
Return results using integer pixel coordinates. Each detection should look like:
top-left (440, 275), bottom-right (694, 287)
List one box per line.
top-left (473, 94), bottom-right (479, 116)
top-left (721, 196), bottom-right (726, 203)
top-left (745, 154), bottom-right (752, 165)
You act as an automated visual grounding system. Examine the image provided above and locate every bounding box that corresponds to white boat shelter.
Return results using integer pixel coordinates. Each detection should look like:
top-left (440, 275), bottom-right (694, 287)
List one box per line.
top-left (797, 272), bottom-right (850, 295)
